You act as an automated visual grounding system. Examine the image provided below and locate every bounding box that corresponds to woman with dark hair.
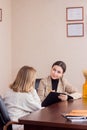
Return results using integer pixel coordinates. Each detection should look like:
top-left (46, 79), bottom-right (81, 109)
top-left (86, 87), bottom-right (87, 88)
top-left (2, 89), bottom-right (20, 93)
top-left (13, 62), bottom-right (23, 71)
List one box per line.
top-left (38, 61), bottom-right (82, 102)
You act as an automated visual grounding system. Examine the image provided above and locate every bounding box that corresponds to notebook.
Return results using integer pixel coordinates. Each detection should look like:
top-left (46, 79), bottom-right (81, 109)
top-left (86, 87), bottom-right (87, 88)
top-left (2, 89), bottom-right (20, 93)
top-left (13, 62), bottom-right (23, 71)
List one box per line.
top-left (41, 92), bottom-right (73, 107)
top-left (62, 110), bottom-right (87, 122)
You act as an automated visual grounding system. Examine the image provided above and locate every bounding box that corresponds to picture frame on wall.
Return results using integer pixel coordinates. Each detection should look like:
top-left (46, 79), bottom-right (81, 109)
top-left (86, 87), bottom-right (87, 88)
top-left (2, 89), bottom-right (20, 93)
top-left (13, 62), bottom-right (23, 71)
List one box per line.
top-left (67, 23), bottom-right (84, 37)
top-left (0, 9), bottom-right (2, 21)
top-left (66, 7), bottom-right (84, 21)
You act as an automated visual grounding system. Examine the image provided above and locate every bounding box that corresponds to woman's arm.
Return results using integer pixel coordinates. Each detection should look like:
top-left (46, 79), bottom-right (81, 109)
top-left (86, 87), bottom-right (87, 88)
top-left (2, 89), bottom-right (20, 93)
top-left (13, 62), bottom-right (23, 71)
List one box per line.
top-left (63, 78), bottom-right (82, 99)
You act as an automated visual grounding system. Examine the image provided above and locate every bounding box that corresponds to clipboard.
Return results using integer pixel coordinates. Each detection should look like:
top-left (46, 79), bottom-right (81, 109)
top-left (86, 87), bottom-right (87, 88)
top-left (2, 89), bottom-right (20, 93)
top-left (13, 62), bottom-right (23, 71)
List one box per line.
top-left (41, 92), bottom-right (73, 107)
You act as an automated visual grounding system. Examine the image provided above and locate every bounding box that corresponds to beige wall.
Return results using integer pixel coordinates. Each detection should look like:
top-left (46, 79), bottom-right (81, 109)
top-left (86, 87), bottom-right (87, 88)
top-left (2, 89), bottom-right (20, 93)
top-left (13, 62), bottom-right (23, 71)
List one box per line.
top-left (1, 0), bottom-right (87, 96)
top-left (0, 0), bottom-right (11, 96)
top-left (12, 0), bottom-right (87, 93)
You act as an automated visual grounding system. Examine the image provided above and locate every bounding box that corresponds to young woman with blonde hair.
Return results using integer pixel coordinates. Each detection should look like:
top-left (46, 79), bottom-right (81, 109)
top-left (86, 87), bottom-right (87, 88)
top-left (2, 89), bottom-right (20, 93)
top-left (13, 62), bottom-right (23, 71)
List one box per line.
top-left (4, 66), bottom-right (41, 130)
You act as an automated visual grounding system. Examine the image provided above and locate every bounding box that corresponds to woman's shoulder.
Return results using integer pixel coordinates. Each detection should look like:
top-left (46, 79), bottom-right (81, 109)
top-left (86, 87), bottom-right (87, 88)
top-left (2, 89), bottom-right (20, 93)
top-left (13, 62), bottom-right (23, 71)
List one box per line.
top-left (4, 88), bottom-right (14, 96)
top-left (40, 76), bottom-right (51, 84)
top-left (26, 88), bottom-right (37, 95)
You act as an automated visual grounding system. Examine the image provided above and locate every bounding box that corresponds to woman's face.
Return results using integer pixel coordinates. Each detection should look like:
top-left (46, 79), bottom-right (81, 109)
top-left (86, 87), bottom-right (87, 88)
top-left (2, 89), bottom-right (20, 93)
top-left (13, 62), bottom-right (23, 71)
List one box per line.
top-left (50, 65), bottom-right (63, 79)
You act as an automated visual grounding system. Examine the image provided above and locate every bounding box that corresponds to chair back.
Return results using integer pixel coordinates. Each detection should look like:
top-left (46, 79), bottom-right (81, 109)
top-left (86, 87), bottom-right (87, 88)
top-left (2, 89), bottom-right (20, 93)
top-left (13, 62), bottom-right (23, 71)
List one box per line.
top-left (0, 96), bottom-right (12, 130)
top-left (35, 79), bottom-right (41, 92)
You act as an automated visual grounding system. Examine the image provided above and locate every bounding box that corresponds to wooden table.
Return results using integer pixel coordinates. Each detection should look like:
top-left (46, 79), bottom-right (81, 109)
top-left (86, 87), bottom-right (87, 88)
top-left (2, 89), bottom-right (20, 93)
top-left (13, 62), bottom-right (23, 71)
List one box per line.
top-left (19, 99), bottom-right (87, 130)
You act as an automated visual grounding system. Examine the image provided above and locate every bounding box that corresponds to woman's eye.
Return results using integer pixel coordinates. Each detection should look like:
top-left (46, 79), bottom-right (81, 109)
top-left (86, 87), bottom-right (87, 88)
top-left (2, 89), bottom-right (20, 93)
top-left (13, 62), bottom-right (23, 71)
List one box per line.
top-left (53, 68), bottom-right (56, 72)
top-left (57, 71), bottom-right (61, 73)
top-left (53, 69), bottom-right (61, 73)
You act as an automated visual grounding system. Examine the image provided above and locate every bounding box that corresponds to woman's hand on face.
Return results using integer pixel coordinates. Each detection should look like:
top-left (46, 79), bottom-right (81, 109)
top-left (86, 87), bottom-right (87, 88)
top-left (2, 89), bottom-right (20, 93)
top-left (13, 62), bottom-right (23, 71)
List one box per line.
top-left (58, 94), bottom-right (68, 101)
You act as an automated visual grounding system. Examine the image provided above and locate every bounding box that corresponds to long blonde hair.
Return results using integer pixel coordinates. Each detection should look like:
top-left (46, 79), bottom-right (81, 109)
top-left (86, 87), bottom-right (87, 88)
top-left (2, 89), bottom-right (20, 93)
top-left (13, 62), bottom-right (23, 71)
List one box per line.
top-left (10, 66), bottom-right (36, 92)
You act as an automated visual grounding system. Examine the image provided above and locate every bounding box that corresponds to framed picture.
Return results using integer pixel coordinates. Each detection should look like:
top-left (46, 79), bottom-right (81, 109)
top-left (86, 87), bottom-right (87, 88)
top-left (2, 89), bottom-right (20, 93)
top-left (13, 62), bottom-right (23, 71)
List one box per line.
top-left (66, 7), bottom-right (84, 21)
top-left (67, 23), bottom-right (84, 37)
top-left (0, 9), bottom-right (2, 21)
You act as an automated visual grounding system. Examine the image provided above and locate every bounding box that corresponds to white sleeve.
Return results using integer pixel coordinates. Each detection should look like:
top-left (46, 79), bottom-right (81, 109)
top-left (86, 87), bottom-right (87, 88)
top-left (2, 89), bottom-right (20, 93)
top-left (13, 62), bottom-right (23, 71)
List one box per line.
top-left (32, 89), bottom-right (41, 103)
top-left (24, 90), bottom-right (41, 112)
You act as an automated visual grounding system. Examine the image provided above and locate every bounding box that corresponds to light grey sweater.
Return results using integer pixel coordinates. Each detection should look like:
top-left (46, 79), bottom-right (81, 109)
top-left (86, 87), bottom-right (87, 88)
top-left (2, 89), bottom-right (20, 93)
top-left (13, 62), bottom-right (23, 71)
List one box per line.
top-left (4, 88), bottom-right (41, 130)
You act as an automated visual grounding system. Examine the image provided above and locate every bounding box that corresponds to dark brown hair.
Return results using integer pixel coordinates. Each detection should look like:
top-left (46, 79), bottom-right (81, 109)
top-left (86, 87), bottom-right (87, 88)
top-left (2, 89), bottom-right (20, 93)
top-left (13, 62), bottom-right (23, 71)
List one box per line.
top-left (52, 61), bottom-right (66, 73)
